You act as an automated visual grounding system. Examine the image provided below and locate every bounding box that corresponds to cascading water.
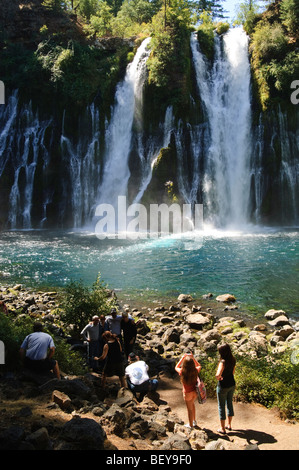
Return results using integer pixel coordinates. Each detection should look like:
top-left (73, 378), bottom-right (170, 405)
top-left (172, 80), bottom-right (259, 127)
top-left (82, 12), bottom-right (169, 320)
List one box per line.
top-left (0, 96), bottom-right (52, 229)
top-left (97, 37), bottom-right (151, 208)
top-left (191, 27), bottom-right (252, 228)
top-left (60, 104), bottom-right (101, 228)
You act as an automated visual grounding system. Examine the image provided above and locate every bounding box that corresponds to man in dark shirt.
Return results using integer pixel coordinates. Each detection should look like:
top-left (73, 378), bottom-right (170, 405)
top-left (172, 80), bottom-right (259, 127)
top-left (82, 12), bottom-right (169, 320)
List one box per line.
top-left (121, 312), bottom-right (137, 359)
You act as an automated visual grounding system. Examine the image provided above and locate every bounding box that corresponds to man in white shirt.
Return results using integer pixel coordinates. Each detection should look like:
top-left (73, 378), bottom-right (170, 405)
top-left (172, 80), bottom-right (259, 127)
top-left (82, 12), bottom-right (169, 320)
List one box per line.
top-left (20, 322), bottom-right (60, 379)
top-left (125, 352), bottom-right (158, 402)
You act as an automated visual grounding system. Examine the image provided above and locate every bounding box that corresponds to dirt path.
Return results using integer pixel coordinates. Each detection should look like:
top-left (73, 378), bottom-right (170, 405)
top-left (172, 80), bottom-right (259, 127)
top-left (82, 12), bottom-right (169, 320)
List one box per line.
top-left (158, 376), bottom-right (299, 451)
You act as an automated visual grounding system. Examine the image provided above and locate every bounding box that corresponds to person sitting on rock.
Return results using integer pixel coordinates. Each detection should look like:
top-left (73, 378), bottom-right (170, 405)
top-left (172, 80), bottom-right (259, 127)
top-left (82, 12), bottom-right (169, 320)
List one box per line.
top-left (125, 352), bottom-right (158, 402)
top-left (20, 322), bottom-right (61, 379)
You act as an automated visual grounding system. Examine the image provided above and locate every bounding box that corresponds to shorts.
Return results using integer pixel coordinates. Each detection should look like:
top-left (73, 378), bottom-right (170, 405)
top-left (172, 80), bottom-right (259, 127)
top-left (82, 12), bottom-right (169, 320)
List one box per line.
top-left (183, 390), bottom-right (197, 402)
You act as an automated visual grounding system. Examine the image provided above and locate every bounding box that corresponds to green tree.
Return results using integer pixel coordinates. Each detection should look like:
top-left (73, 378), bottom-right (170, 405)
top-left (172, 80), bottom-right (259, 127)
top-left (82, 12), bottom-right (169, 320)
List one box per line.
top-left (195, 0), bottom-right (227, 20)
top-left (42, 0), bottom-right (65, 12)
top-left (280, 0), bottom-right (299, 36)
top-left (234, 0), bottom-right (261, 33)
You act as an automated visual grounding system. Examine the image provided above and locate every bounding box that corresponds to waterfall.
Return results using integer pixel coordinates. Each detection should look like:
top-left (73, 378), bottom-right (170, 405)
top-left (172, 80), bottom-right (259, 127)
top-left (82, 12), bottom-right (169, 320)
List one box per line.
top-left (133, 105), bottom-right (175, 204)
top-left (97, 37), bottom-right (151, 208)
top-left (60, 104), bottom-right (101, 228)
top-left (0, 95), bottom-right (52, 229)
top-left (191, 28), bottom-right (252, 228)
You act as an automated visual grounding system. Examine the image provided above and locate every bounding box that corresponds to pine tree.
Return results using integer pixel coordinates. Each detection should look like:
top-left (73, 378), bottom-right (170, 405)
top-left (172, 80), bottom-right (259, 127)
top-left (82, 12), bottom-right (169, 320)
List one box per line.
top-left (196, 0), bottom-right (227, 20)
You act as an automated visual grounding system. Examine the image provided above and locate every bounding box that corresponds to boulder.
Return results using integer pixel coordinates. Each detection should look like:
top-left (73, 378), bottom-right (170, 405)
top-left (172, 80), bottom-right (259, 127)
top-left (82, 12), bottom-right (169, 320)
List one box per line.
top-left (52, 390), bottom-right (72, 411)
top-left (268, 315), bottom-right (290, 327)
top-left (216, 294), bottom-right (236, 303)
top-left (60, 416), bottom-right (106, 450)
top-left (178, 294), bottom-right (193, 303)
top-left (25, 427), bottom-right (52, 450)
top-left (186, 313), bottom-right (211, 330)
top-left (101, 404), bottom-right (127, 436)
top-left (162, 327), bottom-right (181, 344)
top-left (264, 309), bottom-right (287, 320)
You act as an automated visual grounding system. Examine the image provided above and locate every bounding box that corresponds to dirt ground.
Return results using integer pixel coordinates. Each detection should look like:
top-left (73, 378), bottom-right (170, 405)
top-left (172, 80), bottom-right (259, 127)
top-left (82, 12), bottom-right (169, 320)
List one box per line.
top-left (157, 376), bottom-right (299, 451)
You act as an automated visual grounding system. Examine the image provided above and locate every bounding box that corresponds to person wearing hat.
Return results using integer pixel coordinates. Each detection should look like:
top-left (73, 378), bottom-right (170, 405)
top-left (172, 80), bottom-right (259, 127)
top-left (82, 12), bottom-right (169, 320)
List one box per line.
top-left (125, 352), bottom-right (158, 402)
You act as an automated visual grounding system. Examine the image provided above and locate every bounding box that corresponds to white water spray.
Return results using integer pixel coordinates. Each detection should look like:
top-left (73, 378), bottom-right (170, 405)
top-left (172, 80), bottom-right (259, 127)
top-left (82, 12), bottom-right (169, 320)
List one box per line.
top-left (97, 37), bottom-right (151, 208)
top-left (191, 27), bottom-right (252, 228)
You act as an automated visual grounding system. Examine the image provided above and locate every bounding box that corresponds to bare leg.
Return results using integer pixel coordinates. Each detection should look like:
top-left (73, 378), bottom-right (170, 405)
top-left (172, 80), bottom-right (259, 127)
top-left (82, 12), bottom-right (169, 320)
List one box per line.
top-left (120, 375), bottom-right (127, 388)
top-left (227, 416), bottom-right (233, 430)
top-left (185, 399), bottom-right (196, 427)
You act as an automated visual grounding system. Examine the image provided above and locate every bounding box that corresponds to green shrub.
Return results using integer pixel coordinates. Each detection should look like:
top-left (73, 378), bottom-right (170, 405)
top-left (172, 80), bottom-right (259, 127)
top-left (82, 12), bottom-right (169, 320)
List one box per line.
top-left (280, 0), bottom-right (299, 36)
top-left (199, 352), bottom-right (299, 420)
top-left (196, 11), bottom-right (215, 61)
top-left (251, 21), bottom-right (288, 63)
top-left (59, 274), bottom-right (115, 338)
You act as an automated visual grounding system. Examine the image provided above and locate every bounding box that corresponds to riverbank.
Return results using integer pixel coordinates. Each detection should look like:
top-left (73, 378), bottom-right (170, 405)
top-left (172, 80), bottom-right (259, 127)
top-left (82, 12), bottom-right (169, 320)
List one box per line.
top-left (0, 283), bottom-right (298, 450)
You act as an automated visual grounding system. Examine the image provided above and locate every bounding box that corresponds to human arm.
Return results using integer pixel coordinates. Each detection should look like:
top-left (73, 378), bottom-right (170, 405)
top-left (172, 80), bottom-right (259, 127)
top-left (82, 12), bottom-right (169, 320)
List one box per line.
top-left (48, 347), bottom-right (55, 360)
top-left (94, 343), bottom-right (108, 361)
top-left (215, 360), bottom-right (225, 381)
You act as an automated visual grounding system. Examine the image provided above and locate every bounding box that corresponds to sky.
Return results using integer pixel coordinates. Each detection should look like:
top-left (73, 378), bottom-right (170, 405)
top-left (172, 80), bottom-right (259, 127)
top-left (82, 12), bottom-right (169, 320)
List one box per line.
top-left (224, 0), bottom-right (242, 22)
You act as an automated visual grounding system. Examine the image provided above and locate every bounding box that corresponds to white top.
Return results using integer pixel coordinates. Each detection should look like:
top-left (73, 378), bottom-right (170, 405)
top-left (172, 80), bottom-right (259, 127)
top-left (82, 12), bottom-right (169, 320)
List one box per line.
top-left (125, 360), bottom-right (149, 385)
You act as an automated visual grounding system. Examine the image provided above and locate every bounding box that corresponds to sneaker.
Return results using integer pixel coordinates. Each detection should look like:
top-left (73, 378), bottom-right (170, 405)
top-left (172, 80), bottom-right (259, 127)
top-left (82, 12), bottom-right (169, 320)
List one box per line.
top-left (184, 423), bottom-right (192, 429)
top-left (192, 420), bottom-right (197, 427)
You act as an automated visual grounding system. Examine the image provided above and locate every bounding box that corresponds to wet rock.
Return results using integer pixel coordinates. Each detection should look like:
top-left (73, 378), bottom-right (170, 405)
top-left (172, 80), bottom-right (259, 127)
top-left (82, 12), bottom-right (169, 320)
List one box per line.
top-left (178, 294), bottom-right (193, 303)
top-left (216, 294), bottom-right (236, 303)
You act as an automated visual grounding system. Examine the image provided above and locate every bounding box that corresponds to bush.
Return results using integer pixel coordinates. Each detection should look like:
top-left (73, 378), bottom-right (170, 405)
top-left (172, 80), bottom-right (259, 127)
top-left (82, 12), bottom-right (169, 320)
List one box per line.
top-left (196, 11), bottom-right (215, 61)
top-left (0, 312), bottom-right (87, 375)
top-left (280, 0), bottom-right (299, 37)
top-left (251, 21), bottom-right (288, 63)
top-left (199, 352), bottom-right (299, 420)
top-left (59, 274), bottom-right (115, 338)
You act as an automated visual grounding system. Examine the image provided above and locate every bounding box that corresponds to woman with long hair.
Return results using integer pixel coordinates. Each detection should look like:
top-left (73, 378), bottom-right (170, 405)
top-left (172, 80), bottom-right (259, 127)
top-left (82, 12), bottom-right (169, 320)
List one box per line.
top-left (175, 352), bottom-right (201, 429)
top-left (215, 343), bottom-right (236, 434)
top-left (94, 331), bottom-right (126, 388)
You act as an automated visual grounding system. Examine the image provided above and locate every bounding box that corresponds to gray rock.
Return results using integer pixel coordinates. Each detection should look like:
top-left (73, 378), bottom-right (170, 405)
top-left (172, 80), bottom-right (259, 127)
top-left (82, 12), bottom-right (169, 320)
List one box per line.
top-left (186, 313), bottom-right (211, 330)
top-left (25, 427), bottom-right (52, 450)
top-left (60, 416), bottom-right (106, 449)
top-left (268, 315), bottom-right (290, 327)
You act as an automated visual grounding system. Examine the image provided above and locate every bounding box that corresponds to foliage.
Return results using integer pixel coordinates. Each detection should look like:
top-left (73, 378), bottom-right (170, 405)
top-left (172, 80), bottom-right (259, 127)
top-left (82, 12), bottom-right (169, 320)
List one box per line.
top-left (59, 275), bottom-right (115, 337)
top-left (249, 0), bottom-right (299, 110)
top-left (195, 0), bottom-right (227, 20)
top-left (0, 312), bottom-right (87, 374)
top-left (147, 1), bottom-right (193, 108)
top-left (251, 21), bottom-right (288, 63)
top-left (233, 0), bottom-right (262, 34)
top-left (199, 352), bottom-right (299, 420)
top-left (196, 10), bottom-right (215, 61)
top-left (280, 0), bottom-right (299, 37)
top-left (214, 21), bottom-right (230, 35)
